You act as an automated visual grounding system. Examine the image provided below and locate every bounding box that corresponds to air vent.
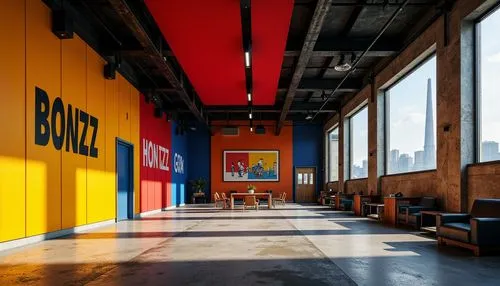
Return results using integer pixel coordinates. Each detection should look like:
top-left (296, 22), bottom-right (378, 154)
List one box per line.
top-left (222, 126), bottom-right (239, 136)
top-left (255, 125), bottom-right (265, 134)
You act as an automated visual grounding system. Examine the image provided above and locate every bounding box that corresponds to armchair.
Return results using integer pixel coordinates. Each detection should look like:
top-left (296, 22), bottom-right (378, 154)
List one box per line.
top-left (398, 197), bottom-right (437, 228)
top-left (437, 199), bottom-right (500, 256)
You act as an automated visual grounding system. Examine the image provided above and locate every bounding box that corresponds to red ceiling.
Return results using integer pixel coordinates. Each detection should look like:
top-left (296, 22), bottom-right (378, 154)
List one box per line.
top-left (145, 0), bottom-right (293, 106)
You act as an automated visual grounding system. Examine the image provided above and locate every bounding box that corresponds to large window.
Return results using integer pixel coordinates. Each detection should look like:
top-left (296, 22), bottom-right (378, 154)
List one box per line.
top-left (350, 107), bottom-right (368, 179)
top-left (477, 6), bottom-right (500, 162)
top-left (385, 55), bottom-right (437, 174)
top-left (327, 127), bottom-right (339, 181)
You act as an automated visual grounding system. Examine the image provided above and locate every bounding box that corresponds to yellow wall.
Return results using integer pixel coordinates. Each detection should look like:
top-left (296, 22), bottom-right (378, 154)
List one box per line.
top-left (0, 0), bottom-right (26, 242)
top-left (0, 0), bottom-right (141, 242)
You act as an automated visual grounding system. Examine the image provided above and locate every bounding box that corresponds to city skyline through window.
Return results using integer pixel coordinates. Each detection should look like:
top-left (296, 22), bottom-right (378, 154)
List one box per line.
top-left (350, 107), bottom-right (368, 179)
top-left (478, 6), bottom-right (500, 162)
top-left (386, 55), bottom-right (437, 174)
top-left (328, 127), bottom-right (339, 181)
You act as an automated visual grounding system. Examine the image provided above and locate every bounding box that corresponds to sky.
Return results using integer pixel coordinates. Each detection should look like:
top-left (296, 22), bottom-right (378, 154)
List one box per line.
top-left (351, 107), bottom-right (368, 167)
top-left (387, 55), bottom-right (436, 158)
top-left (479, 8), bottom-right (500, 145)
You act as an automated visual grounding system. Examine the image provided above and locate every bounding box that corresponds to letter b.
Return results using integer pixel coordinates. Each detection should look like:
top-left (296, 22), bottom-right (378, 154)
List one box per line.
top-left (34, 87), bottom-right (50, 146)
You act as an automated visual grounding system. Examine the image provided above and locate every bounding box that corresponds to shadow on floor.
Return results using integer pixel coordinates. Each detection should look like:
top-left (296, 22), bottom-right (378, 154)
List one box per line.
top-left (0, 258), bottom-right (356, 286)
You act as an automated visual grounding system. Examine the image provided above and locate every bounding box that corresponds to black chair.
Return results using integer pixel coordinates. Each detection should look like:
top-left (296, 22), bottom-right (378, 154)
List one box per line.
top-left (398, 197), bottom-right (437, 228)
top-left (436, 199), bottom-right (500, 256)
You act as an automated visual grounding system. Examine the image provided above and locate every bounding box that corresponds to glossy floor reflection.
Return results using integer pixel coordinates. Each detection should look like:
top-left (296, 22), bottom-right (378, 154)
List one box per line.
top-left (1, 204), bottom-right (500, 285)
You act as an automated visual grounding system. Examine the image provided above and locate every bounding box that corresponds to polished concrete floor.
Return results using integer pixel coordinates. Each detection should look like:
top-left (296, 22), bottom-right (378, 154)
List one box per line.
top-left (1, 204), bottom-right (500, 285)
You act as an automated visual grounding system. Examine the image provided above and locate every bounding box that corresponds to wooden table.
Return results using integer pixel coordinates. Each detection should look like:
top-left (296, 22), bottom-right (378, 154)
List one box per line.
top-left (420, 210), bottom-right (445, 234)
top-left (366, 203), bottom-right (384, 220)
top-left (383, 197), bottom-right (421, 226)
top-left (230, 193), bottom-right (272, 209)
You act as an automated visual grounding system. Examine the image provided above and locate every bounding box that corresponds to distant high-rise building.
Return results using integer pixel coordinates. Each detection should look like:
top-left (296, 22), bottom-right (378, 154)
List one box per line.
top-left (362, 160), bottom-right (368, 178)
top-left (423, 78), bottom-right (436, 169)
top-left (398, 154), bottom-right (413, 173)
top-left (414, 150), bottom-right (424, 171)
top-left (482, 141), bottom-right (500, 162)
top-left (328, 132), bottom-right (339, 181)
top-left (389, 149), bottom-right (400, 173)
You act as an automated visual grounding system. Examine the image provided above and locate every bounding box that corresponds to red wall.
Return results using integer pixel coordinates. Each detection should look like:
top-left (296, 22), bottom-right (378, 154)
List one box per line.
top-left (210, 121), bottom-right (293, 200)
top-left (140, 96), bottom-right (172, 212)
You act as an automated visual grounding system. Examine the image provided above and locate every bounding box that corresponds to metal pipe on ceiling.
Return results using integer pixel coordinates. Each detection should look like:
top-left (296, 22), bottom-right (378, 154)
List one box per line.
top-left (311, 0), bottom-right (411, 120)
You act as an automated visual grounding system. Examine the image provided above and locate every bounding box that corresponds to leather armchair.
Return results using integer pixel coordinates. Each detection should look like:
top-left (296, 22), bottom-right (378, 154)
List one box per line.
top-left (437, 199), bottom-right (500, 256)
top-left (398, 197), bottom-right (437, 228)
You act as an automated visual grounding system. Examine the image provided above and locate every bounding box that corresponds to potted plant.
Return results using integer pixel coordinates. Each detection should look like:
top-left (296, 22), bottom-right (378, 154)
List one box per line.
top-left (247, 184), bottom-right (257, 194)
top-left (190, 178), bottom-right (207, 196)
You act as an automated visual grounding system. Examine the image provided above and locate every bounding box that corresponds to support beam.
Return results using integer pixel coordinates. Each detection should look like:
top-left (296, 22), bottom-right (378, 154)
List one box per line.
top-left (298, 78), bottom-right (363, 90)
top-left (106, 0), bottom-right (207, 126)
top-left (277, 0), bottom-right (332, 135)
top-left (285, 37), bottom-right (402, 57)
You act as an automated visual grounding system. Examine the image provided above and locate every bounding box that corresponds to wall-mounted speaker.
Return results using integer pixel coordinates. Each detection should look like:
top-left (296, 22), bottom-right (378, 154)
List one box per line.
top-left (255, 125), bottom-right (266, 134)
top-left (222, 126), bottom-right (239, 136)
top-left (104, 63), bottom-right (116, 80)
top-left (52, 10), bottom-right (73, 39)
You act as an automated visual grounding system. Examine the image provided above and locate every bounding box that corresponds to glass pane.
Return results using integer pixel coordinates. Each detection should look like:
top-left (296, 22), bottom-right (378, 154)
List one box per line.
top-left (309, 173), bottom-right (314, 185)
top-left (328, 128), bottom-right (339, 181)
top-left (298, 173), bottom-right (303, 184)
top-left (351, 107), bottom-right (368, 179)
top-left (478, 8), bottom-right (500, 162)
top-left (303, 173), bottom-right (308, 184)
top-left (386, 55), bottom-right (437, 174)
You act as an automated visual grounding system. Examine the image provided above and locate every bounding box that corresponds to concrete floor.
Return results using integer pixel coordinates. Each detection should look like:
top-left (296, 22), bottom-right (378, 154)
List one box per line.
top-left (1, 204), bottom-right (500, 286)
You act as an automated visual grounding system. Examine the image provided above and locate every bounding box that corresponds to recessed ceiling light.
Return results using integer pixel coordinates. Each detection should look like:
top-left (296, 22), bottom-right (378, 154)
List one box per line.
top-left (245, 51), bottom-right (250, 67)
top-left (249, 112), bottom-right (252, 119)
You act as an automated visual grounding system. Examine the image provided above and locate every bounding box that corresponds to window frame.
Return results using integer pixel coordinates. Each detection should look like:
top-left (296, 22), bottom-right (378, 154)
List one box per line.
top-left (348, 105), bottom-right (368, 179)
top-left (383, 53), bottom-right (438, 175)
top-left (474, 4), bottom-right (500, 163)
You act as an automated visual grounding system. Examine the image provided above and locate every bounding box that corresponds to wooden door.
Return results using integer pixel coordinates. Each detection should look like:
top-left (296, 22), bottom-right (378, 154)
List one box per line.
top-left (295, 167), bottom-right (316, 203)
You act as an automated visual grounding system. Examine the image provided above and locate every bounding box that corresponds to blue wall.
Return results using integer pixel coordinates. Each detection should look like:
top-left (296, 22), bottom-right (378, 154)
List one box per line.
top-left (293, 124), bottom-right (323, 199)
top-left (187, 123), bottom-right (211, 200)
top-left (171, 122), bottom-right (188, 206)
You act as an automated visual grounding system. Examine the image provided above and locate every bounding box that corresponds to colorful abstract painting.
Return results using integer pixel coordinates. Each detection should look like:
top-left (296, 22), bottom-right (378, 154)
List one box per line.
top-left (223, 150), bottom-right (279, 182)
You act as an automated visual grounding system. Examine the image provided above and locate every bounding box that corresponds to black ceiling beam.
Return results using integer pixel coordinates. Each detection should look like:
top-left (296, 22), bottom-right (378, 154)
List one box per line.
top-left (298, 78), bottom-right (363, 90)
top-left (277, 0), bottom-right (332, 135)
top-left (330, 1), bottom-right (436, 7)
top-left (205, 107), bottom-right (336, 113)
top-left (240, 0), bottom-right (253, 108)
top-left (285, 36), bottom-right (402, 57)
top-left (340, 1), bottom-right (364, 36)
top-left (106, 0), bottom-right (207, 126)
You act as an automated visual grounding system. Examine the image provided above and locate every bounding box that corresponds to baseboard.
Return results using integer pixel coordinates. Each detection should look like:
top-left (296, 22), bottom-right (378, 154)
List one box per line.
top-left (0, 219), bottom-right (115, 252)
top-left (134, 209), bottom-right (163, 218)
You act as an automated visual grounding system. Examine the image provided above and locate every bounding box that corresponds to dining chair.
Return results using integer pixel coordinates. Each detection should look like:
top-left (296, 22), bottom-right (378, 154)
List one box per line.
top-left (220, 192), bottom-right (230, 208)
top-left (243, 196), bottom-right (259, 211)
top-left (214, 192), bottom-right (226, 209)
top-left (273, 192), bottom-right (286, 207)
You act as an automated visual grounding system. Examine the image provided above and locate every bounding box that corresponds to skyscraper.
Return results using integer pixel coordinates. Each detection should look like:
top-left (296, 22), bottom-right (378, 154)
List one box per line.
top-left (414, 150), bottom-right (424, 171)
top-left (423, 78), bottom-right (436, 169)
top-left (482, 141), bottom-right (500, 162)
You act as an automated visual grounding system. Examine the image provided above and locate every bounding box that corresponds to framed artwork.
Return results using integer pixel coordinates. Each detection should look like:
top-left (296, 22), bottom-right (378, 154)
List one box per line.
top-left (223, 150), bottom-right (279, 182)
